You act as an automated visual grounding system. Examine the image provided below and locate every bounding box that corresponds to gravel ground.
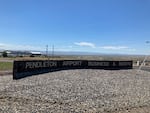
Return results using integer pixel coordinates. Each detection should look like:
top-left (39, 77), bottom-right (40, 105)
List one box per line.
top-left (0, 69), bottom-right (150, 113)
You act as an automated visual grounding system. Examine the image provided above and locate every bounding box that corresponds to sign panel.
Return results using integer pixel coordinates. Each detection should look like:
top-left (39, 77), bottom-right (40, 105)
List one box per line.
top-left (13, 60), bottom-right (133, 79)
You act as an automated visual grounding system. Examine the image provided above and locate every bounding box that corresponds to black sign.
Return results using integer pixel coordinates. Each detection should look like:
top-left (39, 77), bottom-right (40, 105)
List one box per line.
top-left (13, 60), bottom-right (133, 79)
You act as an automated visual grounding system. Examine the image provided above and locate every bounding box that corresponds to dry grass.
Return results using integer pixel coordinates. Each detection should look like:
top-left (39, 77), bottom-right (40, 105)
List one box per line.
top-left (0, 55), bottom-right (150, 61)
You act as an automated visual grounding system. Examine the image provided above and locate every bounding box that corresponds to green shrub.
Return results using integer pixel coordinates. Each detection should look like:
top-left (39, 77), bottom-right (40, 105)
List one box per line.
top-left (2, 51), bottom-right (8, 57)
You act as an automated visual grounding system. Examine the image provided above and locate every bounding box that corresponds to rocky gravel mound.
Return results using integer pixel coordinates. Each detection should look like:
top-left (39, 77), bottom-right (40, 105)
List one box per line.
top-left (0, 69), bottom-right (150, 113)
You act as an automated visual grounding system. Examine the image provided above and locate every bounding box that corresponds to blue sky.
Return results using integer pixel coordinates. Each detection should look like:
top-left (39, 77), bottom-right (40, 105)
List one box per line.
top-left (0, 0), bottom-right (150, 54)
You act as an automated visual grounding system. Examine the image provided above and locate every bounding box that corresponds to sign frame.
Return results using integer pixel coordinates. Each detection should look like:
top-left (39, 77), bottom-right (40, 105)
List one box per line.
top-left (13, 60), bottom-right (133, 79)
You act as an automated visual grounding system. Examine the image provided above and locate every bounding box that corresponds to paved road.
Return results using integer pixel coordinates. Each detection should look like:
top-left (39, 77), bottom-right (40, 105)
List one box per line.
top-left (134, 66), bottom-right (150, 72)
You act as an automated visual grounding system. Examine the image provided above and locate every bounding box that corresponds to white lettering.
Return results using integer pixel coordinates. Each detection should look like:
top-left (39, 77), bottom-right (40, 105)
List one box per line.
top-left (63, 61), bottom-right (82, 66)
top-left (119, 62), bottom-right (131, 66)
top-left (25, 61), bottom-right (57, 69)
top-left (88, 62), bottom-right (109, 66)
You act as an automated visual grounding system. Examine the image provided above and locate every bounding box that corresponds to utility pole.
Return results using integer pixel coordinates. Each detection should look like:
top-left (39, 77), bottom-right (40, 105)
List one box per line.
top-left (139, 41), bottom-right (150, 70)
top-left (46, 45), bottom-right (48, 58)
top-left (52, 45), bottom-right (54, 58)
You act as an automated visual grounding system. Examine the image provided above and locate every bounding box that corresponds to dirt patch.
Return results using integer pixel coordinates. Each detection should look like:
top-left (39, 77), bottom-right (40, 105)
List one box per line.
top-left (0, 70), bottom-right (12, 76)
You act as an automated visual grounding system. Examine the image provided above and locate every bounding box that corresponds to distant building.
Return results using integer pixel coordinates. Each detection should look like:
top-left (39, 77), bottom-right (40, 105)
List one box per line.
top-left (0, 50), bottom-right (43, 57)
top-left (30, 51), bottom-right (42, 57)
top-left (0, 50), bottom-right (42, 57)
top-left (6, 50), bottom-right (31, 57)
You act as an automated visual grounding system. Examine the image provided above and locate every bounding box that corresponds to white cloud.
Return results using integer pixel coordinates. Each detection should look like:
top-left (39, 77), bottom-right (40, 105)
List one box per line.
top-left (126, 48), bottom-right (136, 51)
top-left (0, 43), bottom-right (136, 53)
top-left (100, 46), bottom-right (129, 50)
top-left (0, 43), bottom-right (44, 51)
top-left (99, 46), bottom-right (136, 52)
top-left (0, 43), bottom-right (5, 47)
top-left (74, 42), bottom-right (96, 48)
